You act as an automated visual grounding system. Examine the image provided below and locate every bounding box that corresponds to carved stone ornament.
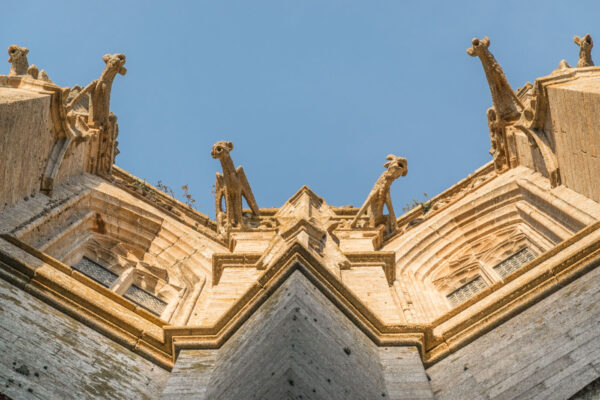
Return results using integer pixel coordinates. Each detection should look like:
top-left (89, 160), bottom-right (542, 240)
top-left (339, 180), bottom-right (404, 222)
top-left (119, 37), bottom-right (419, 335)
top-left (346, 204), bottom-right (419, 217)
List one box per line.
top-left (63, 53), bottom-right (127, 176)
top-left (8, 45), bottom-right (52, 82)
top-left (486, 107), bottom-right (509, 172)
top-left (212, 141), bottom-right (260, 235)
top-left (467, 37), bottom-right (523, 123)
top-left (351, 154), bottom-right (407, 235)
top-left (574, 34), bottom-right (594, 67)
top-left (7, 45), bottom-right (29, 76)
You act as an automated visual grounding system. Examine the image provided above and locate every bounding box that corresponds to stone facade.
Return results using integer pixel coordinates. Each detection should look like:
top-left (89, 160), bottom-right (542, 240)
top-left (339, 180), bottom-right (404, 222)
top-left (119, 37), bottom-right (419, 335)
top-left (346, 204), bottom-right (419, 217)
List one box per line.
top-left (1, 36), bottom-right (600, 399)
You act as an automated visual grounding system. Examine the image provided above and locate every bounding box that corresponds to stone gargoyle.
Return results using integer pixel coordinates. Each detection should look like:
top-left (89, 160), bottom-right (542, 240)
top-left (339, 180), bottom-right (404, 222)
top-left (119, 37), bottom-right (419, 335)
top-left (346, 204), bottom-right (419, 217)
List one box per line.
top-left (212, 141), bottom-right (260, 232)
top-left (351, 154), bottom-right (407, 235)
top-left (574, 34), bottom-right (594, 67)
top-left (467, 36), bottom-right (523, 123)
top-left (7, 45), bottom-right (51, 81)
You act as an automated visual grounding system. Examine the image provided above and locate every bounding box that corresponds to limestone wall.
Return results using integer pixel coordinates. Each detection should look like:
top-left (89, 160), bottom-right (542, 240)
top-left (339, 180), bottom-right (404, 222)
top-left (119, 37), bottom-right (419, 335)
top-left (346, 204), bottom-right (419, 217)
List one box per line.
top-left (0, 88), bottom-right (54, 211)
top-left (547, 78), bottom-right (600, 203)
top-left (0, 273), bottom-right (169, 400)
top-left (162, 270), bottom-right (433, 400)
top-left (426, 262), bottom-right (600, 400)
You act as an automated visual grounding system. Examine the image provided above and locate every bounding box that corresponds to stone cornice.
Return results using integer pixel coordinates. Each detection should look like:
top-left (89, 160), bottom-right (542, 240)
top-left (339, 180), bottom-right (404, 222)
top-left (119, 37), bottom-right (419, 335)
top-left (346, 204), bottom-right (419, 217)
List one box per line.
top-left (1, 221), bottom-right (599, 370)
top-left (111, 166), bottom-right (223, 244)
top-left (391, 162), bottom-right (496, 241)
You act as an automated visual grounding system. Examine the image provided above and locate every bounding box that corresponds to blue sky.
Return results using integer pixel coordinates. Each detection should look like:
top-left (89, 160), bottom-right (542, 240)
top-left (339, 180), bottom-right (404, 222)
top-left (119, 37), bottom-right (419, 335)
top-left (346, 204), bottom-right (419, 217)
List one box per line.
top-left (3, 1), bottom-right (599, 217)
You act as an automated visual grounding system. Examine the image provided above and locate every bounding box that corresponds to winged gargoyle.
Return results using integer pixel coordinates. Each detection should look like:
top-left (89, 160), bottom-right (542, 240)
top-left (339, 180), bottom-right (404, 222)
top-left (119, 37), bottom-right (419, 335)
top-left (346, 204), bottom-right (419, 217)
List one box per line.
top-left (211, 141), bottom-right (260, 232)
top-left (351, 154), bottom-right (407, 235)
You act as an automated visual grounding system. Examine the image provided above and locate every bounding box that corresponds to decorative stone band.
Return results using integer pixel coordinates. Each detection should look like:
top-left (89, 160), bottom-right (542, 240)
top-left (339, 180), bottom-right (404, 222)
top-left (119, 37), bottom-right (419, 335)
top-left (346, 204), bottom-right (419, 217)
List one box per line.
top-left (394, 162), bottom-right (496, 237)
top-left (111, 166), bottom-right (220, 241)
top-left (1, 221), bottom-right (600, 370)
top-left (211, 250), bottom-right (396, 286)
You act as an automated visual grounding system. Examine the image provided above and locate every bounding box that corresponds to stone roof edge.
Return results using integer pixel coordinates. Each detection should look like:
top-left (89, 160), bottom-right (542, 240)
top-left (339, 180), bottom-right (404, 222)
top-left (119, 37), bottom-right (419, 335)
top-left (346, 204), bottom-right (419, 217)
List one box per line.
top-left (0, 221), bottom-right (599, 370)
top-left (389, 161), bottom-right (496, 240)
top-left (529, 66), bottom-right (600, 130)
top-left (110, 166), bottom-right (223, 243)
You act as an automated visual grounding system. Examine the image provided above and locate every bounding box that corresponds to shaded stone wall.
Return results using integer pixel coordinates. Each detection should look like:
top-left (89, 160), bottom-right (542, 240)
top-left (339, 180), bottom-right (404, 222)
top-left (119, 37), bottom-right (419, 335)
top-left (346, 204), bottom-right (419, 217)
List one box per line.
top-left (162, 269), bottom-right (433, 400)
top-left (0, 273), bottom-right (169, 400)
top-left (426, 263), bottom-right (600, 400)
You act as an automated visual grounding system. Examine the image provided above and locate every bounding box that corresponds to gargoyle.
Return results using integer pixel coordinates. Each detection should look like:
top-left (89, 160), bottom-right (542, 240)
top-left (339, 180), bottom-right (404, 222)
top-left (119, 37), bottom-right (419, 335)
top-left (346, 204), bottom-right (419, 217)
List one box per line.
top-left (88, 53), bottom-right (127, 128)
top-left (8, 45), bottom-right (52, 81)
top-left (212, 141), bottom-right (260, 231)
top-left (467, 37), bottom-right (523, 123)
top-left (351, 154), bottom-right (407, 234)
top-left (574, 34), bottom-right (594, 67)
top-left (8, 45), bottom-right (29, 76)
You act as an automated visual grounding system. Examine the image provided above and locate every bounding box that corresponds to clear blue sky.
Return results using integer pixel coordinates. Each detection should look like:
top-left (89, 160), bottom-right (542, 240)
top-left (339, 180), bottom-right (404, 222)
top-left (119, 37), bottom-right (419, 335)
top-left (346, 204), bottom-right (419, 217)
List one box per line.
top-left (3, 1), bottom-right (599, 217)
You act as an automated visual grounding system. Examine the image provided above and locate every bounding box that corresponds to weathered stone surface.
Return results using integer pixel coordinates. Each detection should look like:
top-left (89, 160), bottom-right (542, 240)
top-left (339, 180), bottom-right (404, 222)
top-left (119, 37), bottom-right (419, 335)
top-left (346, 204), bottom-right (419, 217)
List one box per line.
top-left (426, 261), bottom-right (600, 400)
top-left (0, 273), bottom-right (169, 400)
top-left (163, 270), bottom-right (433, 399)
top-left (547, 78), bottom-right (600, 203)
top-left (0, 88), bottom-right (53, 211)
top-left (1, 35), bottom-right (600, 399)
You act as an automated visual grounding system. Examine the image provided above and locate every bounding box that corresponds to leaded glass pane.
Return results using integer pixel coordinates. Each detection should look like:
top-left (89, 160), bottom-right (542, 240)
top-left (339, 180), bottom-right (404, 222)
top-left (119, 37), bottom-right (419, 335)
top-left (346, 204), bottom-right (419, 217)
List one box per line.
top-left (73, 257), bottom-right (118, 288)
top-left (493, 247), bottom-right (537, 278)
top-left (447, 276), bottom-right (488, 307)
top-left (124, 285), bottom-right (167, 316)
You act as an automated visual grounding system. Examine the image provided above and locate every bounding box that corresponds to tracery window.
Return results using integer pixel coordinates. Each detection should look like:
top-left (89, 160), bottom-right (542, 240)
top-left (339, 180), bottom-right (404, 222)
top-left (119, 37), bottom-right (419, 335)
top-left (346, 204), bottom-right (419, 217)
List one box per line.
top-left (124, 284), bottom-right (168, 316)
top-left (447, 276), bottom-right (488, 307)
top-left (73, 257), bottom-right (118, 288)
top-left (493, 247), bottom-right (537, 278)
top-left (444, 246), bottom-right (538, 307)
top-left (71, 254), bottom-right (177, 319)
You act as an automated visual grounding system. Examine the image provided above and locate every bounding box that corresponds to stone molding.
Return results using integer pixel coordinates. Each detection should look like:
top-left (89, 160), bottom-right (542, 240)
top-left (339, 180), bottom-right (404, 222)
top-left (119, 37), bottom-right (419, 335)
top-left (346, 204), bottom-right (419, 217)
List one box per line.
top-left (111, 166), bottom-right (220, 242)
top-left (1, 220), bottom-right (599, 370)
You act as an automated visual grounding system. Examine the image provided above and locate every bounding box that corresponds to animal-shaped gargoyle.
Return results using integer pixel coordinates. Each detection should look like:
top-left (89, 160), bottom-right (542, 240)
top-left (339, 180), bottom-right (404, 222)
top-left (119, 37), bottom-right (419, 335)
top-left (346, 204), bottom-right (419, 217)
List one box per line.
top-left (7, 45), bottom-right (30, 76)
top-left (467, 37), bottom-right (523, 123)
top-left (351, 154), bottom-right (407, 235)
top-left (7, 45), bottom-right (52, 81)
top-left (212, 141), bottom-right (260, 231)
top-left (88, 54), bottom-right (127, 129)
top-left (574, 34), bottom-right (594, 67)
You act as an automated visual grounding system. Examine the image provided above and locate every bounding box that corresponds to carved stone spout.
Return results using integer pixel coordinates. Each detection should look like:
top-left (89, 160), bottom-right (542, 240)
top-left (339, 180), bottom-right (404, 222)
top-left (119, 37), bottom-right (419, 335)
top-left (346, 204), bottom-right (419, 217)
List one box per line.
top-left (351, 154), bottom-right (407, 235)
top-left (88, 54), bottom-right (127, 129)
top-left (467, 37), bottom-right (523, 123)
top-left (574, 34), bottom-right (594, 67)
top-left (212, 141), bottom-right (260, 233)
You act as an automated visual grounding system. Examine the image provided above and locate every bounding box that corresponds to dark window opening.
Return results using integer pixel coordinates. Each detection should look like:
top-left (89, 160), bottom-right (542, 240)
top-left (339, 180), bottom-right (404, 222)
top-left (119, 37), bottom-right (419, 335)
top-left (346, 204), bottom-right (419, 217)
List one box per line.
top-left (72, 257), bottom-right (118, 288)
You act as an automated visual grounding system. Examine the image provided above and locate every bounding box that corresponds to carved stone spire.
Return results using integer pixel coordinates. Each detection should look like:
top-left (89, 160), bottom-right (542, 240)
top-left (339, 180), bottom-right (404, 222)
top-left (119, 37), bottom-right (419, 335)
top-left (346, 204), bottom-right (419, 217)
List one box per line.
top-left (212, 141), bottom-right (260, 235)
top-left (467, 37), bottom-right (523, 123)
top-left (351, 154), bottom-right (407, 235)
top-left (574, 34), bottom-right (594, 67)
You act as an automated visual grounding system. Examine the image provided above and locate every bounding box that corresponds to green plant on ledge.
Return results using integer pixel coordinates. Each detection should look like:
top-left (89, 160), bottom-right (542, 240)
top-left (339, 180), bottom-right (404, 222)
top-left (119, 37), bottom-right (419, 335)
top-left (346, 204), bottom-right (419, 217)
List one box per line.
top-left (156, 180), bottom-right (199, 210)
top-left (402, 193), bottom-right (433, 215)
